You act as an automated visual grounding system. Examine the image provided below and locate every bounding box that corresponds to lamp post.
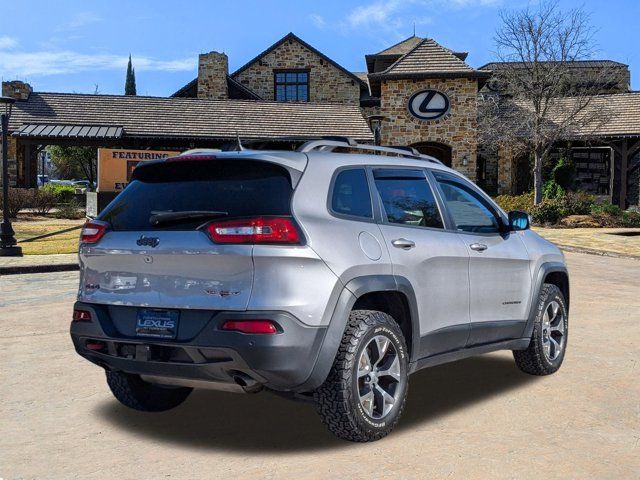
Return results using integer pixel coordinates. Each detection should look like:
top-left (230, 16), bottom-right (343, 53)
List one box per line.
top-left (0, 95), bottom-right (22, 256)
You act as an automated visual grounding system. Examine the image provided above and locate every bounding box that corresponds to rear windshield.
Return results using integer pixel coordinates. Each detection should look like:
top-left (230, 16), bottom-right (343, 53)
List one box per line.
top-left (99, 159), bottom-right (293, 231)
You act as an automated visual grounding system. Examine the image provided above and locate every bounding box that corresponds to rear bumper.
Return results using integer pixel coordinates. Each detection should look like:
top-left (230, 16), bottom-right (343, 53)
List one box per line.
top-left (70, 301), bottom-right (326, 392)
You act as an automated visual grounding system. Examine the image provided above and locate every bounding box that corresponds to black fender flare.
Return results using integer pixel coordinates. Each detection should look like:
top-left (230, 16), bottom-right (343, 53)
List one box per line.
top-left (295, 275), bottom-right (420, 392)
top-left (522, 262), bottom-right (570, 339)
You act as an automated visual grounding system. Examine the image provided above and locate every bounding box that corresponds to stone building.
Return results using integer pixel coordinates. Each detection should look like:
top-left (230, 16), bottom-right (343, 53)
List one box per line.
top-left (2, 31), bottom-right (639, 206)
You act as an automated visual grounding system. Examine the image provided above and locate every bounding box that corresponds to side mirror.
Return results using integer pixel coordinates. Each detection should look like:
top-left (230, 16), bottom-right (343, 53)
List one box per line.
top-left (508, 210), bottom-right (530, 231)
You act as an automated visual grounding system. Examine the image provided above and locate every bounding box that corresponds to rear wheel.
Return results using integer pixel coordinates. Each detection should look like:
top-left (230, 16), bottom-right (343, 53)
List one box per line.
top-left (314, 310), bottom-right (409, 442)
top-left (513, 283), bottom-right (568, 375)
top-left (106, 371), bottom-right (192, 412)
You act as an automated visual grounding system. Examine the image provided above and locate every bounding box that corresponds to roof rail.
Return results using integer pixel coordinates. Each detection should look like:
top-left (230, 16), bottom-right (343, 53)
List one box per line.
top-left (297, 137), bottom-right (443, 165)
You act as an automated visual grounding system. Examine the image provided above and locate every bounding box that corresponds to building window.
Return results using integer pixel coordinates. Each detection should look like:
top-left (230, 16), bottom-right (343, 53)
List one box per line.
top-left (275, 71), bottom-right (309, 102)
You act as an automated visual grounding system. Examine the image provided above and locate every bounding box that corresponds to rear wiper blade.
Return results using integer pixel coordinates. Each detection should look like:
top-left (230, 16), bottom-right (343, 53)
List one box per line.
top-left (149, 210), bottom-right (228, 226)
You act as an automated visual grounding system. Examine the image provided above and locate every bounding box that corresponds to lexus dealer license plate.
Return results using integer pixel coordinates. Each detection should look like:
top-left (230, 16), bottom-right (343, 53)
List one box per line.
top-left (136, 309), bottom-right (179, 339)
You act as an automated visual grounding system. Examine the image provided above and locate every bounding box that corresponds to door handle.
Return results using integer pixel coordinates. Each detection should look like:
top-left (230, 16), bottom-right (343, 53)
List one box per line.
top-left (392, 238), bottom-right (415, 250)
top-left (469, 243), bottom-right (488, 252)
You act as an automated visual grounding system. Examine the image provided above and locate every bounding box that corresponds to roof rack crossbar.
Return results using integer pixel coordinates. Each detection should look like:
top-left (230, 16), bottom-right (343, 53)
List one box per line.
top-left (297, 137), bottom-right (443, 165)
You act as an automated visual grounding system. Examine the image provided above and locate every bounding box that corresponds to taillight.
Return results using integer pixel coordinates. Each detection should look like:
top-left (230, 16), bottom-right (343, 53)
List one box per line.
top-left (222, 320), bottom-right (278, 334)
top-left (206, 217), bottom-right (301, 244)
top-left (73, 309), bottom-right (92, 321)
top-left (80, 220), bottom-right (109, 244)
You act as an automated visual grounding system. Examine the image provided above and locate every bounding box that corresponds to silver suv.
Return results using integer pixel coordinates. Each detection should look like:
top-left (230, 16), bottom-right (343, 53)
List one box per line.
top-left (71, 138), bottom-right (569, 442)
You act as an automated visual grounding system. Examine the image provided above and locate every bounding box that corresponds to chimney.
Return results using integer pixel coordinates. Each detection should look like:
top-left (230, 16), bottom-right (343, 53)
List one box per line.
top-left (2, 80), bottom-right (32, 100)
top-left (197, 52), bottom-right (228, 100)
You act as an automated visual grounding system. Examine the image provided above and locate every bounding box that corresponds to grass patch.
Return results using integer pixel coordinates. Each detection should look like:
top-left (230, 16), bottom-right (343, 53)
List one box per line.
top-left (12, 215), bottom-right (84, 255)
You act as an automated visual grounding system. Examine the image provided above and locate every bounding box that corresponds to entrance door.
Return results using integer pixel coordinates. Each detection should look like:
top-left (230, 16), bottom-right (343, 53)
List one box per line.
top-left (411, 142), bottom-right (452, 167)
top-left (371, 167), bottom-right (470, 357)
top-left (431, 171), bottom-right (533, 346)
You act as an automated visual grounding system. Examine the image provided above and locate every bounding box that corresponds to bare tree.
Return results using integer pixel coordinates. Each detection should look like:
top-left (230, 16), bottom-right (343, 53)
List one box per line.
top-left (479, 0), bottom-right (616, 203)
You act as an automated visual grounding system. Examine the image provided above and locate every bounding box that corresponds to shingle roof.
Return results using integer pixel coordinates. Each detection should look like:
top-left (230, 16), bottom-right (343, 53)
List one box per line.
top-left (504, 92), bottom-right (640, 138)
top-left (479, 60), bottom-right (628, 71)
top-left (372, 36), bottom-right (424, 56)
top-left (8, 92), bottom-right (374, 142)
top-left (370, 38), bottom-right (490, 79)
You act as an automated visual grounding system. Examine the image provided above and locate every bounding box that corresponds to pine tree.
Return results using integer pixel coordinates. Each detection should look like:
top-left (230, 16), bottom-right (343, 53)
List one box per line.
top-left (125, 55), bottom-right (137, 96)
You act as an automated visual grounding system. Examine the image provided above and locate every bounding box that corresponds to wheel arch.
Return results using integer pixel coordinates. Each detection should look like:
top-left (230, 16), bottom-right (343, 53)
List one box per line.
top-left (295, 275), bottom-right (420, 392)
top-left (522, 262), bottom-right (569, 339)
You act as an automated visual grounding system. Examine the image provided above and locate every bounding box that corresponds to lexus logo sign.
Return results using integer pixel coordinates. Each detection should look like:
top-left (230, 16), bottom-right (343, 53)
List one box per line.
top-left (407, 90), bottom-right (450, 121)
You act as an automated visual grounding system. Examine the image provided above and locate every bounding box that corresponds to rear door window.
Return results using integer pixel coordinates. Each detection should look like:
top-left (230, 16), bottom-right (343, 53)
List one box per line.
top-left (99, 159), bottom-right (293, 231)
top-left (330, 168), bottom-right (372, 219)
top-left (372, 168), bottom-right (444, 229)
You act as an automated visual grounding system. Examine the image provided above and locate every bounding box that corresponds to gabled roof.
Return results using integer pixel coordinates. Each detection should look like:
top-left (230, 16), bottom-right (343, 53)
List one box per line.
top-left (370, 38), bottom-right (489, 79)
top-left (231, 32), bottom-right (366, 87)
top-left (8, 92), bottom-right (374, 142)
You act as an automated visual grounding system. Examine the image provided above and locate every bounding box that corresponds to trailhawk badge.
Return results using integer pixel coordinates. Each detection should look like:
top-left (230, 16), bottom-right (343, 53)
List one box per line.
top-left (407, 90), bottom-right (450, 121)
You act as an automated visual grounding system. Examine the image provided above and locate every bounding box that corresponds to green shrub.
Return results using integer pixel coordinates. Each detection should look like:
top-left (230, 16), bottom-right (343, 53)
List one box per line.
top-left (542, 180), bottom-right (564, 199)
top-left (552, 157), bottom-right (576, 190)
top-left (42, 184), bottom-right (76, 203)
top-left (53, 199), bottom-right (84, 219)
top-left (531, 199), bottom-right (565, 225)
top-left (590, 202), bottom-right (622, 216)
top-left (494, 192), bottom-right (534, 213)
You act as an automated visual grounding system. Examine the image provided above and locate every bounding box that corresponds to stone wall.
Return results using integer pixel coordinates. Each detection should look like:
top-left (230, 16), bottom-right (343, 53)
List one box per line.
top-left (0, 137), bottom-right (19, 187)
top-left (378, 77), bottom-right (478, 179)
top-left (233, 38), bottom-right (360, 104)
top-left (197, 52), bottom-right (228, 100)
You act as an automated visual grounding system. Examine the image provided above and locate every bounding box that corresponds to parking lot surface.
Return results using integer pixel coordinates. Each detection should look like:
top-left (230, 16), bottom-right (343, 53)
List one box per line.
top-left (1, 251), bottom-right (638, 479)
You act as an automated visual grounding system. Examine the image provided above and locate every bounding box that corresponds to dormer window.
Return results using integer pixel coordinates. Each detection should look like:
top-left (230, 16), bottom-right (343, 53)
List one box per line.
top-left (274, 70), bottom-right (309, 102)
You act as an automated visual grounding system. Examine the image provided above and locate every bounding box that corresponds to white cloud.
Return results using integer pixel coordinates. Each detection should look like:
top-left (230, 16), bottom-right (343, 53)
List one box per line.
top-left (346, 0), bottom-right (403, 28)
top-left (0, 36), bottom-right (17, 50)
top-left (309, 13), bottom-right (326, 28)
top-left (0, 50), bottom-right (196, 77)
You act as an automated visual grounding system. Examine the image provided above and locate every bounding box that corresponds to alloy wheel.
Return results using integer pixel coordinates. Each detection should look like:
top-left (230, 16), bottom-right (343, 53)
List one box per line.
top-left (541, 300), bottom-right (565, 362)
top-left (357, 335), bottom-right (402, 419)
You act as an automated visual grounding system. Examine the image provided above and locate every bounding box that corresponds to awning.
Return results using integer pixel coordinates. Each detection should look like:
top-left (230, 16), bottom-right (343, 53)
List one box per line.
top-left (13, 124), bottom-right (124, 139)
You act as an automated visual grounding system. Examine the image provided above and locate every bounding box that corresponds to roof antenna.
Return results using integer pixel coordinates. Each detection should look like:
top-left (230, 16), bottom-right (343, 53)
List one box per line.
top-left (232, 132), bottom-right (245, 151)
top-left (413, 22), bottom-right (416, 37)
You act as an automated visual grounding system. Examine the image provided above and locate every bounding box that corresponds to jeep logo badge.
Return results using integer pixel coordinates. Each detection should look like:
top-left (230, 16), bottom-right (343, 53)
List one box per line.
top-left (136, 235), bottom-right (160, 248)
top-left (407, 89), bottom-right (450, 121)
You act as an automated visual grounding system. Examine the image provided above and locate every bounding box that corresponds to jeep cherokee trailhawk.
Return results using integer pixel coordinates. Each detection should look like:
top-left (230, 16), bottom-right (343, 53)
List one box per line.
top-left (71, 138), bottom-right (569, 442)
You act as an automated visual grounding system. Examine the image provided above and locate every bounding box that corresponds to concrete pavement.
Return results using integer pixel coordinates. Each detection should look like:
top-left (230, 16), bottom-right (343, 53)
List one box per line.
top-left (0, 252), bottom-right (638, 479)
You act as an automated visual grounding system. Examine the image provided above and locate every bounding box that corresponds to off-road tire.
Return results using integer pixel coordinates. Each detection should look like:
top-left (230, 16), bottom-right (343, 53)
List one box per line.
top-left (513, 283), bottom-right (568, 375)
top-left (106, 371), bottom-right (192, 412)
top-left (314, 310), bottom-right (409, 442)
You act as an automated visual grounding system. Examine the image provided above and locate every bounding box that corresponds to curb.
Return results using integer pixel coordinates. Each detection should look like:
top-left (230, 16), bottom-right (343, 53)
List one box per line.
top-left (0, 263), bottom-right (79, 276)
top-left (558, 245), bottom-right (640, 261)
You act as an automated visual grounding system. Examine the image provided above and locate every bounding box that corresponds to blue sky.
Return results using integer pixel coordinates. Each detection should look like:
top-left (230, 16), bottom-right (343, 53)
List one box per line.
top-left (1, 0), bottom-right (638, 96)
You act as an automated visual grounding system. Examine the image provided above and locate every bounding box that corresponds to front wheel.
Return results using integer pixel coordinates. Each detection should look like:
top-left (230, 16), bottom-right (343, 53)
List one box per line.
top-left (314, 310), bottom-right (409, 442)
top-left (106, 371), bottom-right (192, 412)
top-left (513, 283), bottom-right (568, 375)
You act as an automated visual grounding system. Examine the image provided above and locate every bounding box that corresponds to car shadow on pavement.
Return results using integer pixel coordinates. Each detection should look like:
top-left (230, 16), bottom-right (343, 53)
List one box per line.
top-left (97, 355), bottom-right (538, 453)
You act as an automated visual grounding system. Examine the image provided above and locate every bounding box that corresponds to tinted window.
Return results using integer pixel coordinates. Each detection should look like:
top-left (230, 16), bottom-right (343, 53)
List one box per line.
top-left (373, 169), bottom-right (443, 228)
top-left (99, 160), bottom-right (292, 231)
top-left (433, 173), bottom-right (500, 233)
top-left (331, 168), bottom-right (372, 219)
